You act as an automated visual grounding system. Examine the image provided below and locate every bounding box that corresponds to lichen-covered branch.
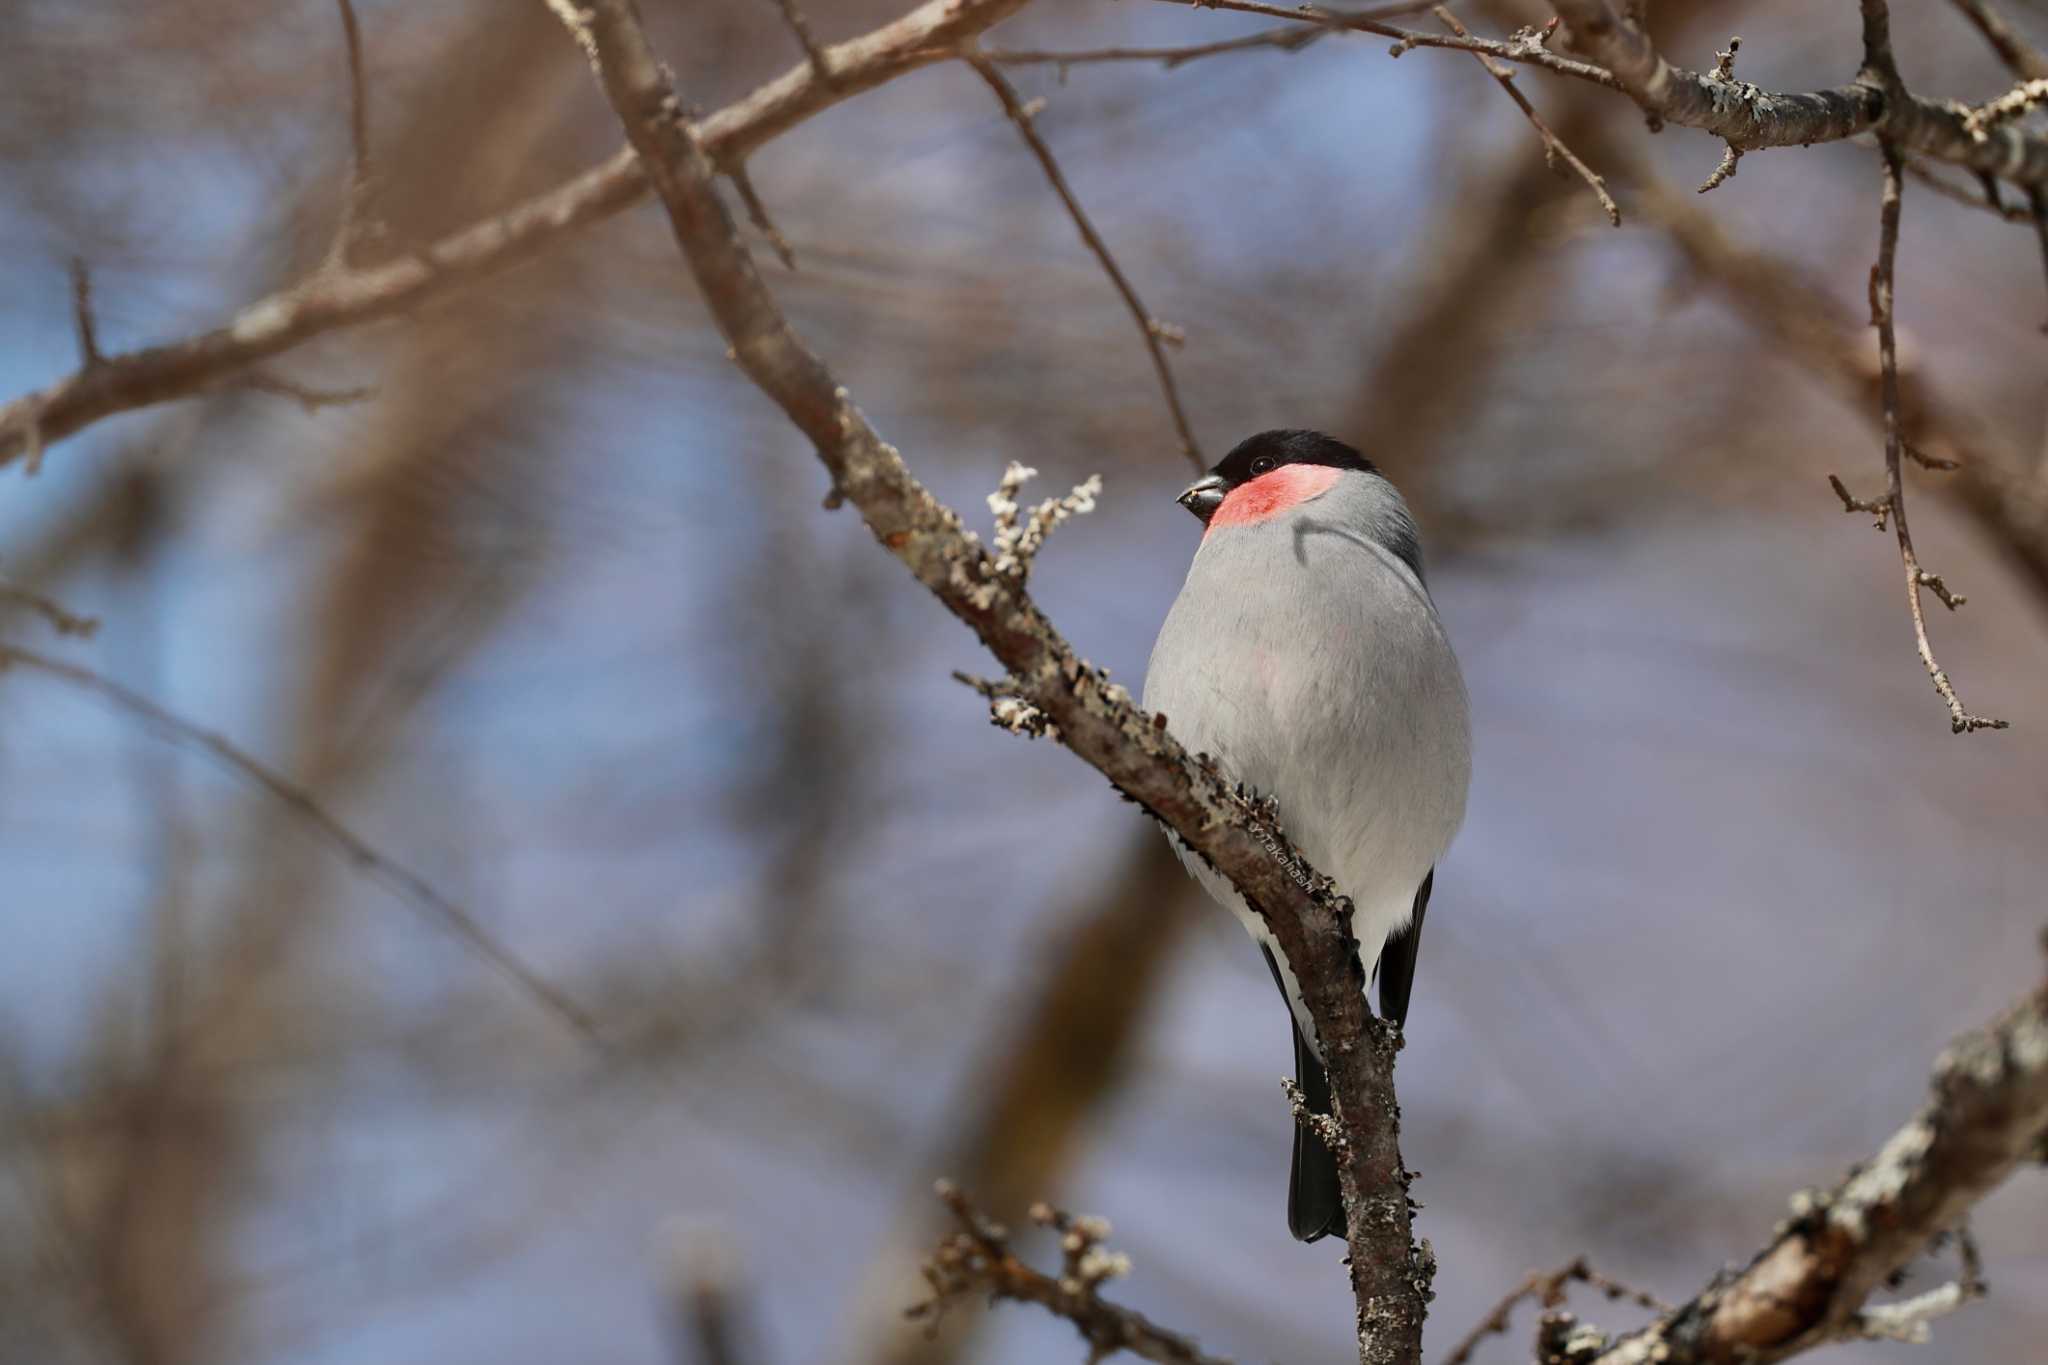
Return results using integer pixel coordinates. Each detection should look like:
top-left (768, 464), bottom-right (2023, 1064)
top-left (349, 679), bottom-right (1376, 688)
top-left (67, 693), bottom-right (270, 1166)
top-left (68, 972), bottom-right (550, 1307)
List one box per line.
top-left (1546, 966), bottom-right (2048, 1364)
top-left (553, 3), bottom-right (1427, 1361)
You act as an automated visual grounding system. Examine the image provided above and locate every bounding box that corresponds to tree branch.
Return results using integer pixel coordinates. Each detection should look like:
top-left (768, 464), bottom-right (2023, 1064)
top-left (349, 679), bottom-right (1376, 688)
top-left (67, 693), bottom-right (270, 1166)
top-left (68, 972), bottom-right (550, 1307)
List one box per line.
top-left (910, 1183), bottom-right (1233, 1365)
top-left (1631, 169), bottom-right (2048, 657)
top-left (962, 52), bottom-right (1205, 468)
top-left (0, 643), bottom-right (603, 1043)
top-left (327, 0), bottom-right (377, 268)
top-left (1441, 1257), bottom-right (1666, 1365)
top-left (1948, 0), bottom-right (2048, 80)
top-left (981, 1), bottom-right (1440, 72)
top-left (0, 0), bottom-right (1034, 475)
top-left (1548, 963), bottom-right (2048, 1364)
top-left (1547, 0), bottom-right (2048, 184)
top-left (551, 4), bottom-right (1426, 1361)
top-left (1432, 6), bottom-right (1619, 225)
top-left (983, 26), bottom-right (1327, 71)
top-left (1860, 141), bottom-right (2007, 732)
top-left (1146, 0), bottom-right (1627, 87)
top-left (0, 578), bottom-right (99, 638)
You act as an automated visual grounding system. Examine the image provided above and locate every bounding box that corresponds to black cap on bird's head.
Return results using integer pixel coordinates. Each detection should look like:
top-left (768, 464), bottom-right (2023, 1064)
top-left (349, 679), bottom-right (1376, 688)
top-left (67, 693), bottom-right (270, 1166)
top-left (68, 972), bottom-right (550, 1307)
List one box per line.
top-left (1175, 430), bottom-right (1377, 523)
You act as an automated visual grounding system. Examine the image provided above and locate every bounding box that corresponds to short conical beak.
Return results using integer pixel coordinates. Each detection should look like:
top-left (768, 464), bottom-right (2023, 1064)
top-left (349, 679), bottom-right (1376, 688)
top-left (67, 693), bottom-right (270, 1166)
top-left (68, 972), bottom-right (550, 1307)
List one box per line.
top-left (1176, 474), bottom-right (1226, 524)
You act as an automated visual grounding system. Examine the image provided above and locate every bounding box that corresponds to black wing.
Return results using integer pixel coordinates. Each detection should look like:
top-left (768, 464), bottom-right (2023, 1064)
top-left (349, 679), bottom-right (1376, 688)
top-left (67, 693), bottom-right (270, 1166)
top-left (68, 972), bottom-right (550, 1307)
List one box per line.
top-left (1375, 869), bottom-right (1433, 1028)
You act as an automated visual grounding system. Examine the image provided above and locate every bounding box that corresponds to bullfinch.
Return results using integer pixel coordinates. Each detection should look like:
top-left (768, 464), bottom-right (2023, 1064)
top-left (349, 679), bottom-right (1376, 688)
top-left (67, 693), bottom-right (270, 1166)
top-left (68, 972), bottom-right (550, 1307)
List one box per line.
top-left (1142, 429), bottom-right (1471, 1243)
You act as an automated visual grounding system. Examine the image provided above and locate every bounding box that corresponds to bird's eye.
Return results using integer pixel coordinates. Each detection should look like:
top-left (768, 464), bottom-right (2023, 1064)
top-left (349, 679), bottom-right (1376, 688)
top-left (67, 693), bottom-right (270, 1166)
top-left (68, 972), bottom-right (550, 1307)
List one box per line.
top-left (1250, 456), bottom-right (1275, 475)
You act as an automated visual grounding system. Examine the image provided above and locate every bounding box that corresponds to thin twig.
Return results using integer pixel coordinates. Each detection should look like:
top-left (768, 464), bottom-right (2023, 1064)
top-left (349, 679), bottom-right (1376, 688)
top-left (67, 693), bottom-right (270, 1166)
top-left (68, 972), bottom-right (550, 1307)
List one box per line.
top-left (1440, 1257), bottom-right (1666, 1365)
top-left (328, 0), bottom-right (377, 268)
top-left (1866, 142), bottom-right (2009, 732)
top-left (1852, 1222), bottom-right (1988, 1344)
top-left (69, 258), bottom-right (101, 368)
top-left (1698, 143), bottom-right (1742, 193)
top-left (1144, 0), bottom-right (1627, 88)
top-left (1903, 156), bottom-right (2035, 221)
top-left (240, 372), bottom-right (377, 414)
top-left (726, 163), bottom-right (796, 269)
top-left (910, 1182), bottom-right (1234, 1365)
top-left (1949, 0), bottom-right (2048, 79)
top-left (983, 2), bottom-right (1441, 72)
top-left (1433, 6), bottom-right (1618, 225)
top-left (984, 26), bottom-right (1325, 72)
top-left (769, 0), bottom-right (834, 83)
top-left (0, 643), bottom-right (606, 1039)
top-left (963, 52), bottom-right (1204, 469)
top-left (0, 577), bottom-right (99, 637)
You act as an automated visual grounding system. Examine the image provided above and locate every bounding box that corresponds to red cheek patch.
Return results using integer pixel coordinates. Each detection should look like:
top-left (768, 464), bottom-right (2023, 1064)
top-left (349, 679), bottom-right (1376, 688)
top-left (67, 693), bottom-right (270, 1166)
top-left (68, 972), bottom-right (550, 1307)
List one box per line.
top-left (1206, 464), bottom-right (1342, 536)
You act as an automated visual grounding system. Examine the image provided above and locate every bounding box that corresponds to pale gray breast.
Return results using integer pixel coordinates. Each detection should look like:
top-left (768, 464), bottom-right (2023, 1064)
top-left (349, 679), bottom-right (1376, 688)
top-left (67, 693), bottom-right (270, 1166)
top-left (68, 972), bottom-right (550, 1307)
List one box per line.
top-left (1143, 477), bottom-right (1470, 913)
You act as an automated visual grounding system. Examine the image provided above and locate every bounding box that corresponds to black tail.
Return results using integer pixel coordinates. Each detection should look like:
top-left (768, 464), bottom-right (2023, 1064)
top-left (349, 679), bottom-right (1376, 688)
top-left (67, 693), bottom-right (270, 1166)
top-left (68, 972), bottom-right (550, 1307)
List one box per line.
top-left (1287, 1012), bottom-right (1345, 1242)
top-left (1261, 946), bottom-right (1345, 1243)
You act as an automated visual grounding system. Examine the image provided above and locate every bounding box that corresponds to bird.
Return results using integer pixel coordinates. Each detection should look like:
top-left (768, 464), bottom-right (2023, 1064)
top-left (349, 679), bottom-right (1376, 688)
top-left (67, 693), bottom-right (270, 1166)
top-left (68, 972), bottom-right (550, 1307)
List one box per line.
top-left (1142, 429), bottom-right (1470, 1243)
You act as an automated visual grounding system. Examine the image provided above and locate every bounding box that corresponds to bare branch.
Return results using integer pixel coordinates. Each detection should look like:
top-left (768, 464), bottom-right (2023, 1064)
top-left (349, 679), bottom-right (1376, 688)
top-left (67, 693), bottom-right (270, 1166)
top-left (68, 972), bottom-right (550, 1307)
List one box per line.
top-left (1865, 142), bottom-right (2008, 732)
top-left (984, 26), bottom-right (1326, 72)
top-left (327, 0), bottom-right (377, 267)
top-left (910, 1183), bottom-right (1234, 1365)
top-left (1146, 0), bottom-right (1628, 87)
top-left (1441, 1257), bottom-right (1666, 1365)
top-left (768, 0), bottom-right (834, 84)
top-left (240, 371), bottom-right (377, 414)
top-left (69, 257), bottom-right (102, 368)
top-left (726, 162), bottom-right (797, 269)
top-left (551, 7), bottom-right (1429, 1360)
top-left (0, 643), bottom-right (604, 1042)
top-left (1948, 0), bottom-right (2048, 80)
top-left (963, 52), bottom-right (1206, 469)
top-left (1697, 143), bottom-right (1741, 193)
top-left (1633, 167), bottom-right (2048, 637)
top-left (0, 577), bottom-right (99, 638)
top-left (984, 1), bottom-right (1441, 72)
top-left (1554, 967), bottom-right (2048, 1364)
top-left (1903, 157), bottom-right (2033, 220)
top-left (1433, 6), bottom-right (1619, 224)
top-left (0, 0), bottom-right (1033, 476)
